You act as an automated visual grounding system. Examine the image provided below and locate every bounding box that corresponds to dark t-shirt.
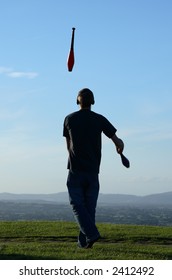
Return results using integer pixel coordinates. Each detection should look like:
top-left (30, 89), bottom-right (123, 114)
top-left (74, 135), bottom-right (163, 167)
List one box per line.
top-left (63, 109), bottom-right (117, 173)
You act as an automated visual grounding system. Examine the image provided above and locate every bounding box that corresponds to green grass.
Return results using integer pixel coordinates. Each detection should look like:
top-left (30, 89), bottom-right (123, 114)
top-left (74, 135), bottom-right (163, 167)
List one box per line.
top-left (0, 221), bottom-right (172, 260)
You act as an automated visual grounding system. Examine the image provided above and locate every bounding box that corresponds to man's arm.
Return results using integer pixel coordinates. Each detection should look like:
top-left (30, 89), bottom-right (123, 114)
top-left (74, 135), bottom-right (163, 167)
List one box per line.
top-left (111, 133), bottom-right (124, 154)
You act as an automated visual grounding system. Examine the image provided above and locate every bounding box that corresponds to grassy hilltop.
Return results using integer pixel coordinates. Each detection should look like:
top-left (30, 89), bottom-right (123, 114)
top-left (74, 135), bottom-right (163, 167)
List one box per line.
top-left (0, 221), bottom-right (172, 260)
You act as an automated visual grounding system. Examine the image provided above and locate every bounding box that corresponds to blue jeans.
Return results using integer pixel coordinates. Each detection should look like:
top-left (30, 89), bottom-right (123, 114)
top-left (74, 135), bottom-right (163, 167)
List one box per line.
top-left (67, 171), bottom-right (100, 247)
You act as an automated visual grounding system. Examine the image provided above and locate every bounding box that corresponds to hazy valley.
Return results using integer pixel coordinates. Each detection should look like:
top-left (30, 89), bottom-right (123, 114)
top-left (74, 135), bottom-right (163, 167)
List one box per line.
top-left (0, 191), bottom-right (172, 226)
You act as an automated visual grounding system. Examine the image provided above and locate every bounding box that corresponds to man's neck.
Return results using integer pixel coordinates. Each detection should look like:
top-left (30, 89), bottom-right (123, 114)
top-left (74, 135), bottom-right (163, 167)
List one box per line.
top-left (80, 106), bottom-right (91, 110)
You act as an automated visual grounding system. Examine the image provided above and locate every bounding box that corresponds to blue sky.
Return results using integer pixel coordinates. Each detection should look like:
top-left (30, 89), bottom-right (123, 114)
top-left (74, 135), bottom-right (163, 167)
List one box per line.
top-left (0, 0), bottom-right (172, 195)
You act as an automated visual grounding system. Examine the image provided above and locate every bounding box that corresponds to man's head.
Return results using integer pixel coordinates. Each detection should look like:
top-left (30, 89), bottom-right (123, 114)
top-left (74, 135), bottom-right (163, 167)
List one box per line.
top-left (77, 88), bottom-right (95, 108)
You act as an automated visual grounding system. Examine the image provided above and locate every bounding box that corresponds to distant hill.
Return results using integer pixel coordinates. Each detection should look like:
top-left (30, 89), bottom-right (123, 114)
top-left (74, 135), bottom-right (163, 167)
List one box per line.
top-left (0, 192), bottom-right (172, 225)
top-left (0, 191), bottom-right (172, 205)
top-left (0, 192), bottom-right (68, 203)
top-left (99, 192), bottom-right (172, 205)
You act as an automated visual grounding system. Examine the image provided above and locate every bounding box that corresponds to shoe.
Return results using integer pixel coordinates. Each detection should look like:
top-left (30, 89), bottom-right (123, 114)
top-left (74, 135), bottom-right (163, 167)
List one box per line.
top-left (77, 242), bottom-right (87, 249)
top-left (84, 236), bottom-right (100, 249)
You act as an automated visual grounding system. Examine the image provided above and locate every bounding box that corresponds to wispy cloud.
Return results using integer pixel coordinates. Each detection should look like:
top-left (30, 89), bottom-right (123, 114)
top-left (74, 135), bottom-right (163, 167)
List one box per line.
top-left (7, 71), bottom-right (38, 79)
top-left (0, 66), bottom-right (38, 79)
top-left (0, 66), bottom-right (12, 74)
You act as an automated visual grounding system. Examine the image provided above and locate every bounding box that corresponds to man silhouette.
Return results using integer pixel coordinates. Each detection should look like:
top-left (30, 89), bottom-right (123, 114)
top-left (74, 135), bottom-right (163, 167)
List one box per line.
top-left (63, 88), bottom-right (124, 248)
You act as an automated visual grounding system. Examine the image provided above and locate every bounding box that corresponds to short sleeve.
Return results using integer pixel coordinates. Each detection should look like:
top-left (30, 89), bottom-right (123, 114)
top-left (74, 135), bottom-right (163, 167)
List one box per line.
top-left (102, 116), bottom-right (117, 138)
top-left (63, 117), bottom-right (70, 138)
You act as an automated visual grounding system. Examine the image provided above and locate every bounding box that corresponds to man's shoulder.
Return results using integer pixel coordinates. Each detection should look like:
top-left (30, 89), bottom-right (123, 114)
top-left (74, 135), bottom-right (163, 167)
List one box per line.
top-left (90, 111), bottom-right (107, 121)
top-left (64, 111), bottom-right (79, 120)
top-left (64, 110), bottom-right (106, 121)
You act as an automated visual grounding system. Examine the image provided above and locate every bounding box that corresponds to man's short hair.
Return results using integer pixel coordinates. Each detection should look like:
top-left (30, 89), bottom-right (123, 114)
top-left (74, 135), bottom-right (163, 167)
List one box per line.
top-left (77, 88), bottom-right (95, 107)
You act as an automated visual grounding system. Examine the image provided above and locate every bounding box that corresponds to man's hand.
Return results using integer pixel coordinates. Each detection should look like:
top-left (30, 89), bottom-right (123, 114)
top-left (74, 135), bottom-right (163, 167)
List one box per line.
top-left (111, 134), bottom-right (124, 154)
top-left (116, 144), bottom-right (124, 154)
